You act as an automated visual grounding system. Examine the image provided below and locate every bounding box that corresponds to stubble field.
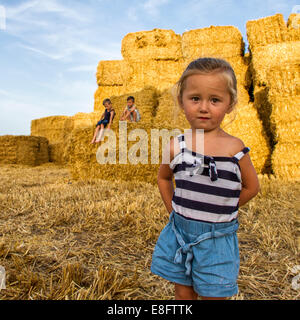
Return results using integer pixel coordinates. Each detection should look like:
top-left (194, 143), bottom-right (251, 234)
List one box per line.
top-left (0, 163), bottom-right (299, 300)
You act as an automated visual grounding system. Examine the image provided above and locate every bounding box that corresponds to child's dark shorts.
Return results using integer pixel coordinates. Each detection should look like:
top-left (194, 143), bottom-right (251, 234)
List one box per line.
top-left (96, 119), bottom-right (109, 127)
top-left (151, 210), bottom-right (240, 297)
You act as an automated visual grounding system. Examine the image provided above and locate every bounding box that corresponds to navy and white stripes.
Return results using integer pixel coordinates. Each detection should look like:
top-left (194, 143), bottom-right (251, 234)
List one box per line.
top-left (169, 134), bottom-right (250, 223)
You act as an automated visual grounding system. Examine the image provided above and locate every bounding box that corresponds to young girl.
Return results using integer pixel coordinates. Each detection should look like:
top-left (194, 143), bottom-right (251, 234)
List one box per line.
top-left (151, 57), bottom-right (260, 300)
top-left (91, 98), bottom-right (115, 144)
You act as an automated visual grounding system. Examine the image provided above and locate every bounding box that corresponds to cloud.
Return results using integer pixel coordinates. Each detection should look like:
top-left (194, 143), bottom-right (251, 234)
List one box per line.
top-left (19, 43), bottom-right (72, 60)
top-left (6, 0), bottom-right (87, 22)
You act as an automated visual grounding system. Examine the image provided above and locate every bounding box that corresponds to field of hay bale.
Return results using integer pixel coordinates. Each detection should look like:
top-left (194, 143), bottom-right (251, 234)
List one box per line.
top-left (0, 163), bottom-right (299, 300)
top-left (1, 12), bottom-right (299, 300)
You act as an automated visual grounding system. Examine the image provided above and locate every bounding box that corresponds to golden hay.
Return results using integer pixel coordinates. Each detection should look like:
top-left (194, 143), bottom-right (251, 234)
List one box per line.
top-left (246, 13), bottom-right (299, 48)
top-left (31, 115), bottom-right (74, 143)
top-left (247, 14), bottom-right (300, 86)
top-left (121, 28), bottom-right (182, 61)
top-left (248, 43), bottom-right (300, 86)
top-left (122, 59), bottom-right (184, 92)
top-left (96, 60), bottom-right (124, 86)
top-left (182, 26), bottom-right (245, 63)
top-left (0, 135), bottom-right (49, 166)
top-left (94, 86), bottom-right (126, 112)
top-left (72, 111), bottom-right (103, 130)
top-left (271, 142), bottom-right (300, 181)
top-left (0, 165), bottom-right (298, 300)
top-left (31, 115), bottom-right (74, 164)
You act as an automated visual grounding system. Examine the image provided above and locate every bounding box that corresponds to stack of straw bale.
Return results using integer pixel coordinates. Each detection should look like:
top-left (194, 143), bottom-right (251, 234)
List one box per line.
top-left (0, 135), bottom-right (49, 166)
top-left (247, 13), bottom-right (300, 180)
top-left (31, 116), bottom-right (74, 164)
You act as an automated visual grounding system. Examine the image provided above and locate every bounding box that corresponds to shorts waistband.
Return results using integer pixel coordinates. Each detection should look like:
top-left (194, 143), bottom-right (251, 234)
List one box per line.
top-left (171, 210), bottom-right (238, 235)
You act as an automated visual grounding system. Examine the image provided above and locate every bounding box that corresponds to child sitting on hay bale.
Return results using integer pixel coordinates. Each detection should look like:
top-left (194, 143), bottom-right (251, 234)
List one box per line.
top-left (120, 96), bottom-right (141, 122)
top-left (91, 98), bottom-right (115, 144)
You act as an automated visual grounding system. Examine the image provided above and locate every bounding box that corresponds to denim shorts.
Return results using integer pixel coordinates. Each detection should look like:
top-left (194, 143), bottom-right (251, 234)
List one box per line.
top-left (96, 119), bottom-right (109, 127)
top-left (151, 210), bottom-right (240, 297)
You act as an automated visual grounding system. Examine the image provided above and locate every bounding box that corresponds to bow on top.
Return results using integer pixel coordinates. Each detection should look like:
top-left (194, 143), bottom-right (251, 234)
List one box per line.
top-left (188, 156), bottom-right (218, 182)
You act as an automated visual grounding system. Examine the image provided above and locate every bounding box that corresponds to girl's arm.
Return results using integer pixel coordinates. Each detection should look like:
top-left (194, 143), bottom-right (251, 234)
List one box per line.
top-left (157, 138), bottom-right (176, 214)
top-left (238, 149), bottom-right (261, 207)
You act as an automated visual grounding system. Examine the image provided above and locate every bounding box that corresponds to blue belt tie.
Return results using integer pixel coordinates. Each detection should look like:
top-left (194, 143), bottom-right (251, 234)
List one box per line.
top-left (170, 211), bottom-right (239, 276)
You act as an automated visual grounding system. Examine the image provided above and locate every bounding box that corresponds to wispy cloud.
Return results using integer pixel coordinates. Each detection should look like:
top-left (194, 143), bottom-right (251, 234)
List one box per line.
top-left (18, 44), bottom-right (72, 60)
top-left (6, 0), bottom-right (87, 22)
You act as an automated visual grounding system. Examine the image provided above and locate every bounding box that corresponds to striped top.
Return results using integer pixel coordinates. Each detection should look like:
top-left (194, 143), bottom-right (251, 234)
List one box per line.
top-left (169, 133), bottom-right (250, 223)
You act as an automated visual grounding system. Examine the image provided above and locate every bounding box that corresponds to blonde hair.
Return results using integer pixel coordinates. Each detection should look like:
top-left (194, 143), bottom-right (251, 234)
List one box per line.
top-left (173, 57), bottom-right (238, 128)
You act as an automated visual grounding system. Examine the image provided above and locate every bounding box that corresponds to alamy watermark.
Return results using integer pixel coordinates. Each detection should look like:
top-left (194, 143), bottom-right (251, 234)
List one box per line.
top-left (0, 265), bottom-right (6, 290)
top-left (291, 265), bottom-right (300, 291)
top-left (0, 5), bottom-right (6, 30)
top-left (95, 123), bottom-right (206, 177)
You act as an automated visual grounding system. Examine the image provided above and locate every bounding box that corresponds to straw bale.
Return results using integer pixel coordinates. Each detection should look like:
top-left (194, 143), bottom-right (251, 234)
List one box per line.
top-left (249, 42), bottom-right (300, 86)
top-left (268, 95), bottom-right (300, 143)
top-left (287, 13), bottom-right (300, 40)
top-left (0, 135), bottom-right (49, 166)
top-left (267, 64), bottom-right (300, 97)
top-left (122, 59), bottom-right (184, 92)
top-left (96, 60), bottom-right (124, 86)
top-left (121, 29), bottom-right (182, 61)
top-left (182, 26), bottom-right (244, 63)
top-left (94, 86), bottom-right (125, 112)
top-left (31, 115), bottom-right (74, 143)
top-left (246, 14), bottom-right (289, 48)
top-left (31, 115), bottom-right (74, 164)
top-left (72, 111), bottom-right (103, 130)
top-left (271, 142), bottom-right (300, 181)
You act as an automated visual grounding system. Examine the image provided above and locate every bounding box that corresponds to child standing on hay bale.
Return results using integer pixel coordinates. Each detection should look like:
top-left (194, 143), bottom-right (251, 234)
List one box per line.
top-left (151, 57), bottom-right (260, 300)
top-left (120, 96), bottom-right (141, 122)
top-left (91, 98), bottom-right (115, 144)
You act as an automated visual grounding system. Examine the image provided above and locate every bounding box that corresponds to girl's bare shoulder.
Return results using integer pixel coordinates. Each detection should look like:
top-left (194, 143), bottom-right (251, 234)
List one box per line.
top-left (221, 132), bottom-right (246, 157)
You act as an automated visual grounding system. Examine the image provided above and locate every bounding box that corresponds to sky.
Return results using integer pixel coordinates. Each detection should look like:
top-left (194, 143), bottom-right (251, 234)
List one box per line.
top-left (0, 0), bottom-right (298, 135)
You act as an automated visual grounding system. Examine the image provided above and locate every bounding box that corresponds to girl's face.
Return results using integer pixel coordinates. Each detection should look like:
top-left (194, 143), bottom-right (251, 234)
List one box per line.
top-left (179, 72), bottom-right (233, 131)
